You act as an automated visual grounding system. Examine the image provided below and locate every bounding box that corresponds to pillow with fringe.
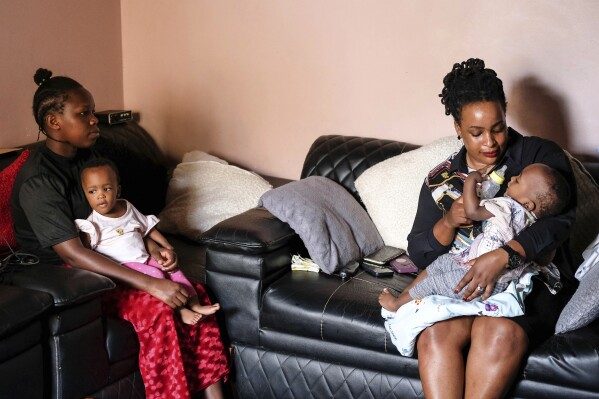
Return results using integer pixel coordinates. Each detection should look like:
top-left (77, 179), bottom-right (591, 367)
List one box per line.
top-left (158, 152), bottom-right (272, 241)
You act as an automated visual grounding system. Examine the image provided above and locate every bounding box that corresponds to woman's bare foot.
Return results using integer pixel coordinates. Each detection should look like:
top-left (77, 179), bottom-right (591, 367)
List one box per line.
top-left (378, 288), bottom-right (407, 312)
top-left (187, 296), bottom-right (221, 316)
top-left (177, 307), bottom-right (202, 325)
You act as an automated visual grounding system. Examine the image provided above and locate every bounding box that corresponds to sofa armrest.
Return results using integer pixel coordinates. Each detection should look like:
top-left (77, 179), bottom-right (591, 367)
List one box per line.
top-left (202, 207), bottom-right (301, 345)
top-left (0, 284), bottom-right (53, 338)
top-left (201, 207), bottom-right (297, 255)
top-left (6, 264), bottom-right (115, 307)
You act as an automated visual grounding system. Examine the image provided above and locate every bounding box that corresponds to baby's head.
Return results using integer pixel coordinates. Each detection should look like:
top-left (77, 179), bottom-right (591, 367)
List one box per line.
top-left (505, 163), bottom-right (570, 219)
top-left (80, 158), bottom-right (121, 216)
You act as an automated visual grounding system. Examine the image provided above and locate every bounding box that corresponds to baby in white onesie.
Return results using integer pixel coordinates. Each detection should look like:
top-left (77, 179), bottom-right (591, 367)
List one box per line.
top-left (76, 158), bottom-right (219, 325)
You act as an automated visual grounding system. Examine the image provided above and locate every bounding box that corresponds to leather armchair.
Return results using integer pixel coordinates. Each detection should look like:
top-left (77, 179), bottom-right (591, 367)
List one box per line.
top-left (6, 265), bottom-right (145, 399)
top-left (0, 284), bottom-right (52, 399)
top-left (0, 122), bottom-right (166, 399)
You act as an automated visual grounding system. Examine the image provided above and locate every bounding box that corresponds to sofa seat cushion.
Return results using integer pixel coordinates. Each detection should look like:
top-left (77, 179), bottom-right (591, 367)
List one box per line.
top-left (261, 269), bottom-right (413, 353)
top-left (522, 318), bottom-right (599, 394)
top-left (261, 271), bottom-right (599, 395)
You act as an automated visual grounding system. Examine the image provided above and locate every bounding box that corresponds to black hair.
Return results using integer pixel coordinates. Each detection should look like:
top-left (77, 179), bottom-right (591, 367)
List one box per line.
top-left (439, 58), bottom-right (507, 123)
top-left (80, 157), bottom-right (121, 184)
top-left (32, 68), bottom-right (83, 133)
top-left (534, 165), bottom-right (571, 218)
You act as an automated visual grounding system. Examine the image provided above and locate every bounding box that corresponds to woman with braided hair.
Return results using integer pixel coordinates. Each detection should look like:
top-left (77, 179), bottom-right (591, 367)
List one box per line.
top-left (11, 68), bottom-right (229, 399)
top-left (393, 59), bottom-right (577, 398)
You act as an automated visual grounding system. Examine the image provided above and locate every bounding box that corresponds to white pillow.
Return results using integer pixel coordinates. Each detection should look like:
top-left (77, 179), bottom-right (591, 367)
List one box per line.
top-left (158, 153), bottom-right (272, 241)
top-left (182, 150), bottom-right (228, 164)
top-left (355, 136), bottom-right (463, 250)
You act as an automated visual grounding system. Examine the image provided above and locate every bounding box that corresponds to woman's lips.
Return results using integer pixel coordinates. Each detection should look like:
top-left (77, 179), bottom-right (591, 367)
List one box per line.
top-left (483, 151), bottom-right (497, 158)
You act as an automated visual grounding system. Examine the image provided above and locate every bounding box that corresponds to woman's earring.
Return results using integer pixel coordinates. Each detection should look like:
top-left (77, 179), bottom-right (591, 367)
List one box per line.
top-left (457, 136), bottom-right (462, 140)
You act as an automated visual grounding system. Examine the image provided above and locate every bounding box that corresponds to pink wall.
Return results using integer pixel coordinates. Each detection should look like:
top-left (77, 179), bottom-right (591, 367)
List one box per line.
top-left (3, 2), bottom-right (598, 180)
top-left (0, 0), bottom-right (123, 148)
top-left (122, 1), bottom-right (599, 179)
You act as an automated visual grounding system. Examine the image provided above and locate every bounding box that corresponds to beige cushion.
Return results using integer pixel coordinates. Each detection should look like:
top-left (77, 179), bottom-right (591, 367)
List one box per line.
top-left (158, 152), bottom-right (272, 241)
top-left (355, 136), bottom-right (463, 250)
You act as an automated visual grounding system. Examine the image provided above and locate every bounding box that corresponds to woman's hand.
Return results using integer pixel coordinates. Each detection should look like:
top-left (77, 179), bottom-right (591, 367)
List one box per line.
top-left (454, 248), bottom-right (508, 301)
top-left (444, 197), bottom-right (472, 228)
top-left (434, 197), bottom-right (473, 246)
top-left (147, 278), bottom-right (189, 308)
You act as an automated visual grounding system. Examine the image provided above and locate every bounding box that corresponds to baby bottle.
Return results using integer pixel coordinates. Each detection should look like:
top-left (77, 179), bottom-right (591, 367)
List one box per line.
top-left (479, 165), bottom-right (507, 199)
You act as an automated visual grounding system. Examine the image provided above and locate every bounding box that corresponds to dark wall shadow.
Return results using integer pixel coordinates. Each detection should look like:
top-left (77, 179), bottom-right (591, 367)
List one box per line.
top-left (510, 76), bottom-right (598, 162)
top-left (508, 75), bottom-right (572, 151)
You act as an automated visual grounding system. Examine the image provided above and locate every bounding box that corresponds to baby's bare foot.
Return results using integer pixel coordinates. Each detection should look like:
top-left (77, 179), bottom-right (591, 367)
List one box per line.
top-left (378, 288), bottom-right (402, 312)
top-left (189, 303), bottom-right (220, 316)
top-left (177, 308), bottom-right (202, 325)
top-left (186, 296), bottom-right (221, 316)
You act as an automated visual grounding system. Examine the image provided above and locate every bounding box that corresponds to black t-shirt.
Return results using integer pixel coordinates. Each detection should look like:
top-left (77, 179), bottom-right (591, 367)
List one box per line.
top-left (10, 146), bottom-right (94, 264)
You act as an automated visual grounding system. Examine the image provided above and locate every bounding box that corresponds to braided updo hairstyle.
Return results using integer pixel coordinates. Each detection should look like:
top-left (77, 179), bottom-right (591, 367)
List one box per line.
top-left (439, 58), bottom-right (507, 123)
top-left (32, 68), bottom-right (82, 133)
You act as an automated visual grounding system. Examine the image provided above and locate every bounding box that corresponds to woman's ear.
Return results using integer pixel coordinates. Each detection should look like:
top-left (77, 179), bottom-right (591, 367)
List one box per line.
top-left (454, 120), bottom-right (462, 139)
top-left (117, 185), bottom-right (122, 198)
top-left (45, 113), bottom-right (60, 131)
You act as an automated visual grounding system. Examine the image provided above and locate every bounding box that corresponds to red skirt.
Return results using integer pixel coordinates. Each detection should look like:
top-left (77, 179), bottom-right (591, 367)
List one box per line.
top-left (102, 282), bottom-right (229, 399)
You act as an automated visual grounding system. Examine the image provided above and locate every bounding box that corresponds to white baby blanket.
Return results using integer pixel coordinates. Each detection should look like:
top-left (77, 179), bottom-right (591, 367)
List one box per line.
top-left (381, 272), bottom-right (536, 357)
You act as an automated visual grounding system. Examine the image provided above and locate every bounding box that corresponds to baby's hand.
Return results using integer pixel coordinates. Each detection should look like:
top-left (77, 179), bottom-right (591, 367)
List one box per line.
top-left (150, 247), bottom-right (179, 271)
top-left (466, 170), bottom-right (484, 184)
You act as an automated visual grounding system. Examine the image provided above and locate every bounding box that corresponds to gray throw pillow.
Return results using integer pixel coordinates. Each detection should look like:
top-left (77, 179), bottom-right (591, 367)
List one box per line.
top-left (555, 261), bottom-right (599, 334)
top-left (259, 176), bottom-right (384, 274)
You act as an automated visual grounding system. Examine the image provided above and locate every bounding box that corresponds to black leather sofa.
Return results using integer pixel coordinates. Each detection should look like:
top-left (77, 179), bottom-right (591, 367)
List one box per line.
top-left (202, 135), bottom-right (599, 399)
top-left (0, 284), bottom-right (52, 399)
top-left (0, 122), bottom-right (169, 399)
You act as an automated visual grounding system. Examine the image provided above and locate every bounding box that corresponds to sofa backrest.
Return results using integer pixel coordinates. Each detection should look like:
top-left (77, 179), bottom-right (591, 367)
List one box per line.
top-left (301, 135), bottom-right (419, 206)
top-left (92, 122), bottom-right (168, 215)
top-left (301, 135), bottom-right (599, 206)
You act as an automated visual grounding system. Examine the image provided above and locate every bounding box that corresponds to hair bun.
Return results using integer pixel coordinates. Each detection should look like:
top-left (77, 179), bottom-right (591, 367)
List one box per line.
top-left (34, 68), bottom-right (53, 86)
